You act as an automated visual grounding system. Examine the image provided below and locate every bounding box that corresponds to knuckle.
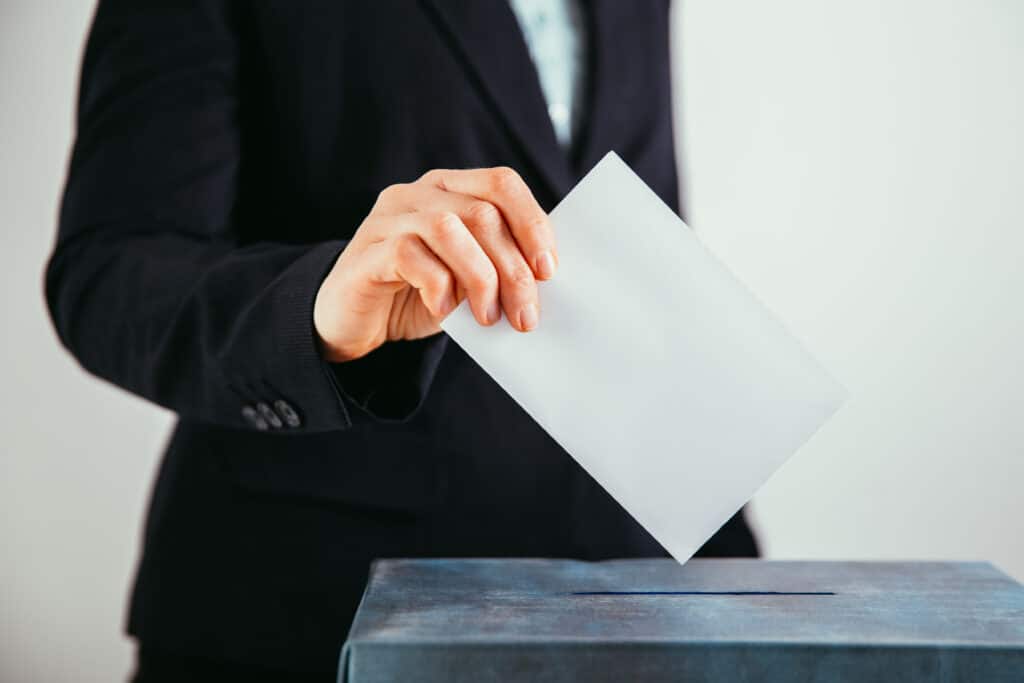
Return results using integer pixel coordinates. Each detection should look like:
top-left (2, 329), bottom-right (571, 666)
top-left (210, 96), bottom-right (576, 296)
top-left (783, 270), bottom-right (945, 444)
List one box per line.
top-left (468, 263), bottom-right (498, 291)
top-left (489, 166), bottom-right (522, 195)
top-left (465, 201), bottom-right (501, 230)
top-left (505, 263), bottom-right (536, 289)
top-left (526, 216), bottom-right (549, 236)
top-left (419, 168), bottom-right (445, 186)
top-left (391, 232), bottom-right (420, 264)
top-left (432, 269), bottom-right (454, 293)
top-left (376, 182), bottom-right (406, 205)
top-left (428, 212), bottom-right (462, 241)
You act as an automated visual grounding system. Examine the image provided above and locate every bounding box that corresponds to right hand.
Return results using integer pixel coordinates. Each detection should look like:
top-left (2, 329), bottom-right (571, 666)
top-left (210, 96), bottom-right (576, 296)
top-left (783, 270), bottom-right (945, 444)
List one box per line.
top-left (314, 167), bottom-right (558, 362)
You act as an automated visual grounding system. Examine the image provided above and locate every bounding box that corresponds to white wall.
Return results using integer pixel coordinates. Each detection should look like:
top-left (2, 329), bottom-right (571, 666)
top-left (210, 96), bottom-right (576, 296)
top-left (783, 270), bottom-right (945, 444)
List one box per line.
top-left (672, 0), bottom-right (1024, 573)
top-left (1, 1), bottom-right (1021, 681)
top-left (1, 3), bottom-right (171, 682)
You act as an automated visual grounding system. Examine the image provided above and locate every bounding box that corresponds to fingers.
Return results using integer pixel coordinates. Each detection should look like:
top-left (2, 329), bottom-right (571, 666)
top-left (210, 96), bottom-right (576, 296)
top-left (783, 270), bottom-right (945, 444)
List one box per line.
top-left (422, 167), bottom-right (557, 281)
top-left (389, 233), bottom-right (457, 319)
top-left (368, 167), bottom-right (552, 331)
top-left (411, 187), bottom-right (540, 332)
top-left (404, 212), bottom-right (501, 327)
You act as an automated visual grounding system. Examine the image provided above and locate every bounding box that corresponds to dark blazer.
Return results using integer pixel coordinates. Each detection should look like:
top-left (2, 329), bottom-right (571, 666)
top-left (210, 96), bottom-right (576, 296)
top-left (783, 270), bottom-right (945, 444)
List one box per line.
top-left (47, 0), bottom-right (758, 675)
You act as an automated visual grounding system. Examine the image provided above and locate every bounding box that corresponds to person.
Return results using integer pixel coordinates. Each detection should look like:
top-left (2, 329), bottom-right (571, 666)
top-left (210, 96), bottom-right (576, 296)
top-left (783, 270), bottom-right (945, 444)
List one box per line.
top-left (46, 1), bottom-right (758, 680)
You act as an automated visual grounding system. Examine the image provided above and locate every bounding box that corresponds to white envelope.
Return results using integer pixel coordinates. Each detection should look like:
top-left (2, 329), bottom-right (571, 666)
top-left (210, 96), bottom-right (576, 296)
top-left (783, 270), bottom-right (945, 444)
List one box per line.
top-left (441, 152), bottom-right (846, 563)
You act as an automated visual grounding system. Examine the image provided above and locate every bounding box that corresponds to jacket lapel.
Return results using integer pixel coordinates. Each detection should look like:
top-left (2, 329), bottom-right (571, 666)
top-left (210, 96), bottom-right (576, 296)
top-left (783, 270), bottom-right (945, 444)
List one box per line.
top-left (420, 0), bottom-right (575, 199)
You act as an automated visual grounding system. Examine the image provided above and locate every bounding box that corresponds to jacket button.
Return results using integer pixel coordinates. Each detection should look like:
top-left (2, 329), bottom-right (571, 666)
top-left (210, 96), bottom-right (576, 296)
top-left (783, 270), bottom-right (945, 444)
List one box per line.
top-left (241, 405), bottom-right (269, 431)
top-left (273, 400), bottom-right (301, 428)
top-left (256, 402), bottom-right (283, 429)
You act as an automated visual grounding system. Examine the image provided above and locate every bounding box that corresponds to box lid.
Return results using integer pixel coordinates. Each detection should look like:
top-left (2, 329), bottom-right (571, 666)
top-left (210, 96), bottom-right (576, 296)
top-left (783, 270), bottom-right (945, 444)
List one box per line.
top-left (340, 559), bottom-right (1024, 682)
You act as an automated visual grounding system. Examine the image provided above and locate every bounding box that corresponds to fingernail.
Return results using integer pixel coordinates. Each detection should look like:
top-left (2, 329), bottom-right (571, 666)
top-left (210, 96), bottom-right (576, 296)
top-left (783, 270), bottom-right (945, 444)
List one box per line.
top-left (519, 303), bottom-right (538, 331)
top-left (487, 299), bottom-right (502, 325)
top-left (535, 251), bottom-right (556, 280)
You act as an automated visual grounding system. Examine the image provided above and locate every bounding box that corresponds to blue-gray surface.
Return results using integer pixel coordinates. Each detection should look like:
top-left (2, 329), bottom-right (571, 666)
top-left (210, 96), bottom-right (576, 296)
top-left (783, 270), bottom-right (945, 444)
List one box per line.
top-left (339, 559), bottom-right (1024, 682)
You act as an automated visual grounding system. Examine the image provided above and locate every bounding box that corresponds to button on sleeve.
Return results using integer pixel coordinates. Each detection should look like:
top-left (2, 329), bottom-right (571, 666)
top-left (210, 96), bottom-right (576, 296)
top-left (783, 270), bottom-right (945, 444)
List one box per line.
top-left (273, 400), bottom-right (302, 428)
top-left (241, 405), bottom-right (269, 431)
top-left (256, 402), bottom-right (283, 429)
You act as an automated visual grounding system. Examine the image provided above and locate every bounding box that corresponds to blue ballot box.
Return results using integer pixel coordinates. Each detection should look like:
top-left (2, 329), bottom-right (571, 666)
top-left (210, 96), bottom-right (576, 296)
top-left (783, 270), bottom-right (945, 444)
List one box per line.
top-left (339, 559), bottom-right (1024, 682)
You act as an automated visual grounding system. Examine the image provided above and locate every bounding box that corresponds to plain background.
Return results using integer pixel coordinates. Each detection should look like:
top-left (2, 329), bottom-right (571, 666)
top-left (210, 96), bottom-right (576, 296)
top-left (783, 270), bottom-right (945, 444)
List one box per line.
top-left (1, 1), bottom-right (1021, 680)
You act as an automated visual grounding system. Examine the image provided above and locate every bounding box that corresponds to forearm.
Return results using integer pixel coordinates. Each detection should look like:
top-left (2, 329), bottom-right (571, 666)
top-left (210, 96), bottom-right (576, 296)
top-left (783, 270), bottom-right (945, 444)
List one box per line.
top-left (46, 230), bottom-right (354, 431)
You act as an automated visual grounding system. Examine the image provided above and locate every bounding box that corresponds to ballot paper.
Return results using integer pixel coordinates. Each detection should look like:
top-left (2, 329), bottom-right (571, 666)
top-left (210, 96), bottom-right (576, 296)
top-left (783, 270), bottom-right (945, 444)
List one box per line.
top-left (441, 152), bottom-right (846, 563)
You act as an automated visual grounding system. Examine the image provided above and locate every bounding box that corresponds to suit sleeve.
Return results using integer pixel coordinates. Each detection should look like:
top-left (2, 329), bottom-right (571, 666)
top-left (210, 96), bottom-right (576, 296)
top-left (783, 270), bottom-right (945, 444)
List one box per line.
top-left (45, 0), bottom-right (447, 434)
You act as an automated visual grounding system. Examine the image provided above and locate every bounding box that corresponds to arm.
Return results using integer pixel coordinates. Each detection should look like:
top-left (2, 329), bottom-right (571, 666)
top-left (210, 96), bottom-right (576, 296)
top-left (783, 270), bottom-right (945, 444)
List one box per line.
top-left (46, 0), bottom-right (367, 432)
top-left (47, 0), bottom-right (556, 434)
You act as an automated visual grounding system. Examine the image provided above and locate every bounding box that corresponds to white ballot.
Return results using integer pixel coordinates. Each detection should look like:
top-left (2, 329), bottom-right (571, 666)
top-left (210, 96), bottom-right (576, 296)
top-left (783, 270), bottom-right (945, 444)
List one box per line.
top-left (441, 152), bottom-right (846, 563)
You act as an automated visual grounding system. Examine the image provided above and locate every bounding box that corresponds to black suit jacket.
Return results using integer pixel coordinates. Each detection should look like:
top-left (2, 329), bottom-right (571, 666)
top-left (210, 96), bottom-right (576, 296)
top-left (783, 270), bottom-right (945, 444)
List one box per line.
top-left (47, 0), bottom-right (758, 674)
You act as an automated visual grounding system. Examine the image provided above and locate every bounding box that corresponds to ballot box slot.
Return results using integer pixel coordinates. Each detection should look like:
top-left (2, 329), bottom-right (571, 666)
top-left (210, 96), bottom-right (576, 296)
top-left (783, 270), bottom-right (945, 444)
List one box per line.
top-left (568, 590), bottom-right (836, 596)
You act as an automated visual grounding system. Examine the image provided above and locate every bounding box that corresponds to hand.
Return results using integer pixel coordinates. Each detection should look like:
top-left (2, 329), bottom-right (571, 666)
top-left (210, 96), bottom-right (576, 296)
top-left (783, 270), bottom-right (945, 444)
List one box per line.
top-left (314, 167), bottom-right (557, 362)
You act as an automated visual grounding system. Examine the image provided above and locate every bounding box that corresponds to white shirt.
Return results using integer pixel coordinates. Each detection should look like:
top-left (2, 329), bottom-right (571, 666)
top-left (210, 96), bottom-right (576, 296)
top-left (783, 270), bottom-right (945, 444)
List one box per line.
top-left (508, 0), bottom-right (589, 149)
